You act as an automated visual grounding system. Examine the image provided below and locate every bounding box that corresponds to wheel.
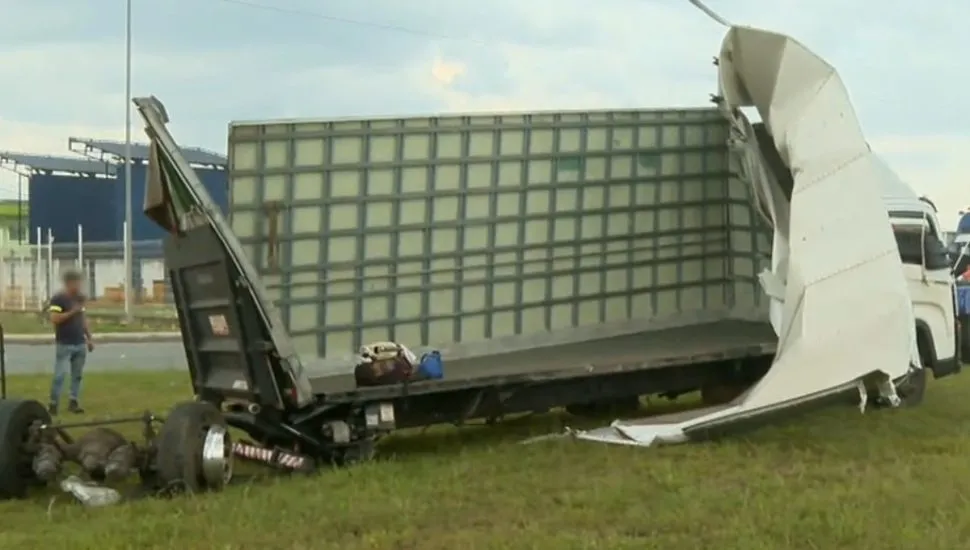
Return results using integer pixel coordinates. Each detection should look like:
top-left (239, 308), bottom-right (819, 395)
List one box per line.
top-left (894, 340), bottom-right (932, 408)
top-left (865, 366), bottom-right (928, 409)
top-left (0, 399), bottom-right (49, 499)
top-left (155, 401), bottom-right (232, 494)
top-left (896, 366), bottom-right (927, 407)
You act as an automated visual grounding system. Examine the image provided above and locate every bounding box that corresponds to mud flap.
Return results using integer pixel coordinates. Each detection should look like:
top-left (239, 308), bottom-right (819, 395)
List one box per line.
top-left (576, 25), bottom-right (914, 446)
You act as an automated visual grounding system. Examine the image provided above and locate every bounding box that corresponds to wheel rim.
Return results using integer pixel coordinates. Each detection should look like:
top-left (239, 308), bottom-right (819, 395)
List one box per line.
top-left (200, 425), bottom-right (233, 488)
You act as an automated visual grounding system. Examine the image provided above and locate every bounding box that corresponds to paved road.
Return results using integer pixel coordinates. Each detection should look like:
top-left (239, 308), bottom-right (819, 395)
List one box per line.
top-left (4, 342), bottom-right (187, 374)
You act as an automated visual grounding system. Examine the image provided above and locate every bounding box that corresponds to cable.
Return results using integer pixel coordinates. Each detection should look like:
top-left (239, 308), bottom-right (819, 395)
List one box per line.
top-left (686, 0), bottom-right (732, 27)
top-left (211, 0), bottom-right (723, 50)
top-left (213, 0), bottom-right (491, 46)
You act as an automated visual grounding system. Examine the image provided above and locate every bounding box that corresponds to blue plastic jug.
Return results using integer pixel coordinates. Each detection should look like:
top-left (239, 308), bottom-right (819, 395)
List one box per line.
top-left (417, 351), bottom-right (444, 380)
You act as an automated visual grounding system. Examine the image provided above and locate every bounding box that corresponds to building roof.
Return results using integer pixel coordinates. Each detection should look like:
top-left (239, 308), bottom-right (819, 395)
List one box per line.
top-left (0, 152), bottom-right (115, 176)
top-left (68, 137), bottom-right (227, 166)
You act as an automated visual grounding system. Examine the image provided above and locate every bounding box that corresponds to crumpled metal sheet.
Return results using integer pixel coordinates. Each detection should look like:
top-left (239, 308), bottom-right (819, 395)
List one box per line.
top-left (60, 476), bottom-right (123, 508)
top-left (574, 23), bottom-right (915, 447)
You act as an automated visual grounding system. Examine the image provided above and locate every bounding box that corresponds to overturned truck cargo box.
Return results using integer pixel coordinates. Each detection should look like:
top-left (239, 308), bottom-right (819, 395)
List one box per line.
top-left (575, 25), bottom-right (917, 446)
top-left (227, 104), bottom-right (778, 374)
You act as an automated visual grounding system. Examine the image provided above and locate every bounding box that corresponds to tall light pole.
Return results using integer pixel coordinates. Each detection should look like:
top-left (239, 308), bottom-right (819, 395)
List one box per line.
top-left (123, 0), bottom-right (133, 322)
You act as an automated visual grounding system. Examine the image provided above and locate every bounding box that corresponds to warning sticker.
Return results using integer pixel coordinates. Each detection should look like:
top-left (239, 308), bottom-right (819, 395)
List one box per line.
top-left (208, 314), bottom-right (229, 336)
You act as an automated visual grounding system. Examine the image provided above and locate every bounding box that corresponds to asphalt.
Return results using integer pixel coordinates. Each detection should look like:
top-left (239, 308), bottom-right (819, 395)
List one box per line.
top-left (3, 341), bottom-right (187, 375)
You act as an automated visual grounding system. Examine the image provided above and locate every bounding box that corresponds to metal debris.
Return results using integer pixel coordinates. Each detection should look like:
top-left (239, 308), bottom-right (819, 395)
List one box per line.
top-left (59, 476), bottom-right (122, 508)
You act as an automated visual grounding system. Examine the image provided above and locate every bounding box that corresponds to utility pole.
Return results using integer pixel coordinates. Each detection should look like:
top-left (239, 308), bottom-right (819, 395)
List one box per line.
top-left (123, 0), bottom-right (133, 323)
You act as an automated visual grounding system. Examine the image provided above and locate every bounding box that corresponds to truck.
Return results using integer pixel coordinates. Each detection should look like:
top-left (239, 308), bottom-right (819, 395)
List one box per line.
top-left (0, 24), bottom-right (957, 503)
top-left (156, 24), bottom-right (958, 454)
top-left (883, 169), bottom-right (960, 397)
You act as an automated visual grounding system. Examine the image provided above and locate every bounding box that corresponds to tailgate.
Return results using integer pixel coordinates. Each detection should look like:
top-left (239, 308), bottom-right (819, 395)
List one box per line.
top-left (134, 96), bottom-right (315, 409)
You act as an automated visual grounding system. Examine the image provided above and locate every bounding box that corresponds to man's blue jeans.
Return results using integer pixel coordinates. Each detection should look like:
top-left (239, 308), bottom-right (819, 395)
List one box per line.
top-left (49, 343), bottom-right (87, 404)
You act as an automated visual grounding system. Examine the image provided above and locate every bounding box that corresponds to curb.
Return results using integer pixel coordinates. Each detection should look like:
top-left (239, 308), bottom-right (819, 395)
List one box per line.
top-left (4, 332), bottom-right (183, 346)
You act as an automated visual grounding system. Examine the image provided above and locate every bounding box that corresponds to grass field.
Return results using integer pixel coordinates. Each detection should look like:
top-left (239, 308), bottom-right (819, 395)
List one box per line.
top-left (1, 369), bottom-right (969, 549)
top-left (0, 311), bottom-right (179, 334)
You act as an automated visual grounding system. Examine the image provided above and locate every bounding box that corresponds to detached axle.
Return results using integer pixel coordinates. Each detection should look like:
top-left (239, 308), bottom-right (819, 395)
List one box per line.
top-left (31, 412), bottom-right (159, 483)
top-left (0, 399), bottom-right (236, 501)
top-left (33, 427), bottom-right (138, 483)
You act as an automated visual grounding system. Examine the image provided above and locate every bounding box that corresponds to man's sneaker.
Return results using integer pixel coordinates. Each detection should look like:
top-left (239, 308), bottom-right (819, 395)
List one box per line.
top-left (67, 401), bottom-right (84, 414)
top-left (48, 402), bottom-right (58, 416)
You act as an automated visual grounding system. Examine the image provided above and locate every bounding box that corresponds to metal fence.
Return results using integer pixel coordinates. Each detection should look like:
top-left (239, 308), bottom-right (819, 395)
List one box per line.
top-left (0, 225), bottom-right (170, 311)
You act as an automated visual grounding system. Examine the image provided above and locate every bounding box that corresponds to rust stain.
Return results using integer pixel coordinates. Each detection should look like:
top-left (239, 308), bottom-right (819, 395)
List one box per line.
top-left (265, 201), bottom-right (281, 271)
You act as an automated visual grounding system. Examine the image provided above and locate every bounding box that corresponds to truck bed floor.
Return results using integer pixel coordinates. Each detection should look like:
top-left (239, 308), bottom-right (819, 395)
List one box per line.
top-left (309, 320), bottom-right (777, 395)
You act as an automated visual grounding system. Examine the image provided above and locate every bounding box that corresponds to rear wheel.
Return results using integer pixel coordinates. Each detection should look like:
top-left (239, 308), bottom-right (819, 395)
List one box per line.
top-left (0, 399), bottom-right (49, 499)
top-left (864, 365), bottom-right (927, 409)
top-left (154, 401), bottom-right (233, 494)
top-left (897, 336), bottom-right (934, 408)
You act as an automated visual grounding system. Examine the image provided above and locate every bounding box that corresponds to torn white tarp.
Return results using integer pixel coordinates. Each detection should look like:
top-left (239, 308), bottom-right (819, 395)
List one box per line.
top-left (575, 25), bottom-right (915, 446)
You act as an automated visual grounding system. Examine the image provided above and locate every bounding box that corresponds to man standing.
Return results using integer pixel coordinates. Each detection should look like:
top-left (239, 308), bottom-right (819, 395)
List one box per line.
top-left (47, 269), bottom-right (94, 415)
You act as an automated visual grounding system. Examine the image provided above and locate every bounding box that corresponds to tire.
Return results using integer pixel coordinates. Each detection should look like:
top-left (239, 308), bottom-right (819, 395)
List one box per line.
top-left (155, 401), bottom-right (230, 494)
top-left (896, 366), bottom-right (927, 407)
top-left (865, 366), bottom-right (928, 409)
top-left (0, 399), bottom-right (49, 500)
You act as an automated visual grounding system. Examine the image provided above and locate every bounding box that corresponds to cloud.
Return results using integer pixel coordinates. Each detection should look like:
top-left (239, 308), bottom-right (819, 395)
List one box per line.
top-left (429, 57), bottom-right (465, 87)
top-left (0, 0), bottom-right (967, 224)
top-left (870, 134), bottom-right (970, 227)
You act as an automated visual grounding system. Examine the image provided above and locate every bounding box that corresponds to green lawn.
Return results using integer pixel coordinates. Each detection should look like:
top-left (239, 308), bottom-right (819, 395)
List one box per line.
top-left (0, 202), bottom-right (26, 217)
top-left (0, 369), bottom-right (969, 549)
top-left (0, 311), bottom-right (179, 334)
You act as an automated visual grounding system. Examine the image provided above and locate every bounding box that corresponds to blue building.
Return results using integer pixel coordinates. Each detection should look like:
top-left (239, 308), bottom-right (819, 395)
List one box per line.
top-left (0, 152), bottom-right (117, 244)
top-left (0, 140), bottom-right (228, 245)
top-left (68, 137), bottom-right (228, 242)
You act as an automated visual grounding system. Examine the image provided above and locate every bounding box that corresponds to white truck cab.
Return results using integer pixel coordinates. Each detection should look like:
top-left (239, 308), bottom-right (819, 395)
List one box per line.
top-left (883, 189), bottom-right (961, 396)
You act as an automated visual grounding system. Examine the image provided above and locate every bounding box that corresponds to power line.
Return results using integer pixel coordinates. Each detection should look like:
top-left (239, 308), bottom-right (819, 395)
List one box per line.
top-left (213, 0), bottom-right (491, 46)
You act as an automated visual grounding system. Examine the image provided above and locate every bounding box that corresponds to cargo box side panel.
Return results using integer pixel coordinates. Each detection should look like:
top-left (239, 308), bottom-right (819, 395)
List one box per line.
top-left (725, 154), bottom-right (773, 318)
top-left (228, 109), bottom-right (771, 370)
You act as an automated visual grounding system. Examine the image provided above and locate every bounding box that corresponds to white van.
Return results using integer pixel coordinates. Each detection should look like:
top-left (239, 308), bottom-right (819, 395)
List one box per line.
top-left (879, 164), bottom-right (960, 404)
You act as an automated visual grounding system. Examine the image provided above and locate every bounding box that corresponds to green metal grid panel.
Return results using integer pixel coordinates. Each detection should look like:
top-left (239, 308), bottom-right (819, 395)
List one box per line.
top-left (723, 147), bottom-right (773, 312)
top-left (228, 108), bottom-right (766, 358)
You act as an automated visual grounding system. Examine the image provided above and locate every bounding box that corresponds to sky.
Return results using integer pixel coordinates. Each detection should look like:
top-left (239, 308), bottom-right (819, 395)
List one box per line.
top-left (0, 0), bottom-right (967, 225)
